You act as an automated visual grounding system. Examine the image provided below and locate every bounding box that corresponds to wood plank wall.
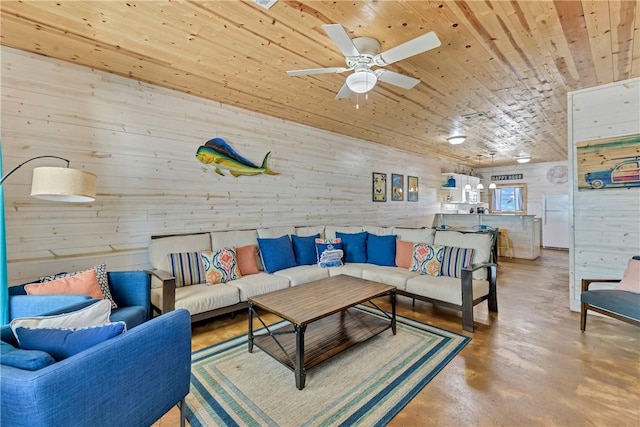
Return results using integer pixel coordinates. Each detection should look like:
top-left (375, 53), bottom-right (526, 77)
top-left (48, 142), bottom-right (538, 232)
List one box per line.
top-left (568, 78), bottom-right (640, 311)
top-left (479, 161), bottom-right (569, 218)
top-left (1, 47), bottom-right (459, 284)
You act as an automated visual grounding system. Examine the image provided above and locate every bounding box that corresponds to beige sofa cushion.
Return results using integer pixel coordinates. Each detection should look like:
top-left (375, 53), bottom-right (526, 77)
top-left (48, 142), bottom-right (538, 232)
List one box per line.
top-left (363, 226), bottom-right (395, 236)
top-left (405, 275), bottom-right (490, 305)
top-left (325, 226), bottom-right (364, 239)
top-left (210, 229), bottom-right (263, 271)
top-left (210, 229), bottom-right (258, 249)
top-left (228, 272), bottom-right (290, 301)
top-left (362, 266), bottom-right (421, 291)
top-left (295, 225), bottom-right (325, 238)
top-left (151, 283), bottom-right (240, 316)
top-left (433, 231), bottom-right (492, 280)
top-left (257, 226), bottom-right (296, 238)
top-left (327, 263), bottom-right (370, 278)
top-left (392, 228), bottom-right (435, 244)
top-left (148, 233), bottom-right (212, 286)
top-left (273, 265), bottom-right (330, 286)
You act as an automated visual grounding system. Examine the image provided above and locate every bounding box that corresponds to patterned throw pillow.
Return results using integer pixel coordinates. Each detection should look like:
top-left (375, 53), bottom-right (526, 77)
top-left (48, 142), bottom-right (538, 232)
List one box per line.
top-left (200, 247), bottom-right (242, 285)
top-left (40, 263), bottom-right (117, 309)
top-left (315, 238), bottom-right (344, 268)
top-left (440, 246), bottom-right (475, 278)
top-left (410, 243), bottom-right (444, 276)
top-left (167, 252), bottom-right (206, 287)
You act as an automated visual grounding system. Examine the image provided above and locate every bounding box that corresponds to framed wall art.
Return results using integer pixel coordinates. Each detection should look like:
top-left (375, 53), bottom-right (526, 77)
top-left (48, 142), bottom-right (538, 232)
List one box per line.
top-left (391, 173), bottom-right (404, 201)
top-left (407, 176), bottom-right (418, 201)
top-left (372, 172), bottom-right (387, 202)
top-left (576, 133), bottom-right (640, 191)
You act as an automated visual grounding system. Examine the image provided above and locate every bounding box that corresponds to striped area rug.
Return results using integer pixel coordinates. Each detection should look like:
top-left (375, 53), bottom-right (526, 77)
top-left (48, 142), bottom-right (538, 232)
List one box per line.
top-left (186, 306), bottom-right (470, 427)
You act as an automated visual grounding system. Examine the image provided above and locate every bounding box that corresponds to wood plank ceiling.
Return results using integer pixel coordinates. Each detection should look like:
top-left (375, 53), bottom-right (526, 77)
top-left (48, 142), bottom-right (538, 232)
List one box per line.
top-left (1, 1), bottom-right (638, 166)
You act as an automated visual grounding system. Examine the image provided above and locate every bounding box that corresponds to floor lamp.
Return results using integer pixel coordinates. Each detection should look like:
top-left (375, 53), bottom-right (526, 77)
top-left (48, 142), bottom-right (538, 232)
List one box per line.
top-left (0, 151), bottom-right (96, 323)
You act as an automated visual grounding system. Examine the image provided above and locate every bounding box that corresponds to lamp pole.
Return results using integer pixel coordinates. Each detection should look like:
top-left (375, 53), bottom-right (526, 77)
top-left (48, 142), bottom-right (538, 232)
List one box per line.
top-left (0, 144), bottom-right (9, 324)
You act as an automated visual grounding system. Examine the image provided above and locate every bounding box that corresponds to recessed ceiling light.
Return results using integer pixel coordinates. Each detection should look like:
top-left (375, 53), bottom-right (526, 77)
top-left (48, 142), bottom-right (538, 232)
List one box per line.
top-left (446, 135), bottom-right (466, 145)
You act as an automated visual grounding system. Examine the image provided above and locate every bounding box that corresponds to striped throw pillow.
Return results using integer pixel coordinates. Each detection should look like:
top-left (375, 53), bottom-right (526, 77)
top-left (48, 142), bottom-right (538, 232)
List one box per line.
top-left (167, 252), bottom-right (206, 287)
top-left (440, 247), bottom-right (475, 278)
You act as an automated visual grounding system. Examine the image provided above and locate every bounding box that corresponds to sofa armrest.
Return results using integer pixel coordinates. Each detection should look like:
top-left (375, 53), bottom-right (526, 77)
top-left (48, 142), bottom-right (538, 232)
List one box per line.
top-left (581, 278), bottom-right (620, 292)
top-left (460, 262), bottom-right (498, 332)
top-left (147, 269), bottom-right (176, 314)
top-left (0, 309), bottom-right (192, 427)
top-left (8, 294), bottom-right (93, 321)
top-left (107, 271), bottom-right (151, 319)
top-left (462, 262), bottom-right (497, 287)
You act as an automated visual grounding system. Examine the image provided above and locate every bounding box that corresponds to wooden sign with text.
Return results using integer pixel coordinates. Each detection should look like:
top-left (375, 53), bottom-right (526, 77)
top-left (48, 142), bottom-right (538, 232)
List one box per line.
top-left (491, 174), bottom-right (523, 181)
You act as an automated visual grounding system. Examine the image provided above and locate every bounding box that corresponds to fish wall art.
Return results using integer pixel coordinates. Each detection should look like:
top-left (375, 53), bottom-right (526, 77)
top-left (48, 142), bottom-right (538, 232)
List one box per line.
top-left (196, 137), bottom-right (279, 177)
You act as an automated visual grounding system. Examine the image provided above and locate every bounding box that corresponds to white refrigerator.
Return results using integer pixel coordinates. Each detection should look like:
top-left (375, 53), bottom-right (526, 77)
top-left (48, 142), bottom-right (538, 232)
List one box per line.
top-left (542, 194), bottom-right (570, 249)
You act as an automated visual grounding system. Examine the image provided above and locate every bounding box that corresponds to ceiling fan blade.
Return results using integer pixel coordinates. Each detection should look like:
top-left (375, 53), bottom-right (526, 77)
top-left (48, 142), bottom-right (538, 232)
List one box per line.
top-left (375, 69), bottom-right (420, 89)
top-left (374, 31), bottom-right (441, 66)
top-left (322, 24), bottom-right (360, 58)
top-left (286, 67), bottom-right (348, 76)
top-left (335, 82), bottom-right (352, 99)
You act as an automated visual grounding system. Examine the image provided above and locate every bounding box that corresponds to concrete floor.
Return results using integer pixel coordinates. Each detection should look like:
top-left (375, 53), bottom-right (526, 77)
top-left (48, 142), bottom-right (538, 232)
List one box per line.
top-left (154, 249), bottom-right (640, 426)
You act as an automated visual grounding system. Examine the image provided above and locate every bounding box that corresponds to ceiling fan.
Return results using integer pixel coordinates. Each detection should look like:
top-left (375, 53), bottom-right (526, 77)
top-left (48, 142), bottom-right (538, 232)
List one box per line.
top-left (286, 24), bottom-right (441, 99)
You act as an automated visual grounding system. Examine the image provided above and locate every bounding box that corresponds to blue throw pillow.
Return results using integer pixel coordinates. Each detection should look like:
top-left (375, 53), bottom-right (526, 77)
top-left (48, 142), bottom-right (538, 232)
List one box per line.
top-left (15, 322), bottom-right (126, 361)
top-left (291, 234), bottom-right (321, 266)
top-left (336, 231), bottom-right (368, 263)
top-left (0, 341), bottom-right (55, 370)
top-left (257, 235), bottom-right (297, 273)
top-left (367, 234), bottom-right (397, 266)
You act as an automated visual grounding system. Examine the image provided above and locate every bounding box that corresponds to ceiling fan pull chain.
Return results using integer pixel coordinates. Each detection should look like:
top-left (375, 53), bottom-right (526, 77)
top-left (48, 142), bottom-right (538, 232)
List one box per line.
top-left (356, 93), bottom-right (360, 109)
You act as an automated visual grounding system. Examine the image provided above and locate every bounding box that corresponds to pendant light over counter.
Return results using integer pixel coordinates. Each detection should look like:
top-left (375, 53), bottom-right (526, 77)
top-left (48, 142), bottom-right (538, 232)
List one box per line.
top-left (489, 152), bottom-right (497, 189)
top-left (476, 155), bottom-right (484, 190)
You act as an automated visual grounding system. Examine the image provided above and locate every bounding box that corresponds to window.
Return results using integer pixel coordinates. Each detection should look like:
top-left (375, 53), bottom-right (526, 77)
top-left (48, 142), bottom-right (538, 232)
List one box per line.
top-left (489, 184), bottom-right (527, 214)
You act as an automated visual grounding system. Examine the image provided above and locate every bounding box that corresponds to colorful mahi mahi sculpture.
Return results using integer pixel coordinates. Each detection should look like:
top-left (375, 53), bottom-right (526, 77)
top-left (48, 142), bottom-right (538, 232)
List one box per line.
top-left (195, 137), bottom-right (278, 177)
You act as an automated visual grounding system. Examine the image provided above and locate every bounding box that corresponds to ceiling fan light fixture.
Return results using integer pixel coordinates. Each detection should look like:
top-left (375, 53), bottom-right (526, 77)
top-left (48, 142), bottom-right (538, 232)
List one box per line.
top-left (516, 156), bottom-right (531, 163)
top-left (447, 135), bottom-right (466, 145)
top-left (346, 70), bottom-right (377, 93)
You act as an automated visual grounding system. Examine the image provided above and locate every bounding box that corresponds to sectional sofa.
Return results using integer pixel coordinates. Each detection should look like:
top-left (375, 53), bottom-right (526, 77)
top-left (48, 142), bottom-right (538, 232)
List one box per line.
top-left (148, 225), bottom-right (497, 332)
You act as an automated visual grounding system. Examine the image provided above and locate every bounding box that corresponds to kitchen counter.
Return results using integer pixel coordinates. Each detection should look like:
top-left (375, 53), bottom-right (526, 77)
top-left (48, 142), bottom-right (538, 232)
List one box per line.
top-left (433, 213), bottom-right (541, 260)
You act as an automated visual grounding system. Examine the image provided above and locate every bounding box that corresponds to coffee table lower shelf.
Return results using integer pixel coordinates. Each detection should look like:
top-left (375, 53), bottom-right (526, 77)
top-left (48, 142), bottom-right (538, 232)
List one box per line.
top-left (252, 307), bottom-right (391, 375)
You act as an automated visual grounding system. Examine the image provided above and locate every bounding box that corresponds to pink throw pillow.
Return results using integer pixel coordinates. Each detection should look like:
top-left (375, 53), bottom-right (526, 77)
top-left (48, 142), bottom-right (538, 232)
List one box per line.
top-left (236, 245), bottom-right (260, 276)
top-left (25, 269), bottom-right (104, 299)
top-left (615, 259), bottom-right (640, 293)
top-left (395, 240), bottom-right (414, 269)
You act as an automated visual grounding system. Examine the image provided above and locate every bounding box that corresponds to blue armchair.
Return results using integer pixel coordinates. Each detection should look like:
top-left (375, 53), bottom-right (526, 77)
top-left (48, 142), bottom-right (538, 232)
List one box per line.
top-left (8, 271), bottom-right (151, 329)
top-left (1, 308), bottom-right (192, 427)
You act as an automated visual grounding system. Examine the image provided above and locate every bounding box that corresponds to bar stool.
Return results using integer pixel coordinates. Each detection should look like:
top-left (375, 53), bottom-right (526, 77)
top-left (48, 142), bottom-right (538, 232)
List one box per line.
top-left (498, 229), bottom-right (513, 259)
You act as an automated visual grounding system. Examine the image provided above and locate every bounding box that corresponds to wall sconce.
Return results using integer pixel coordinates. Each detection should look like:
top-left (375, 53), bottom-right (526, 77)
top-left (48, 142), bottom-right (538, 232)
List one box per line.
top-left (446, 135), bottom-right (466, 145)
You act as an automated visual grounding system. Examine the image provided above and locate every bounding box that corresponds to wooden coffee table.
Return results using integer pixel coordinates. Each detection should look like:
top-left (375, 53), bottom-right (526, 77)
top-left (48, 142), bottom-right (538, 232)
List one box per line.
top-left (248, 274), bottom-right (396, 390)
